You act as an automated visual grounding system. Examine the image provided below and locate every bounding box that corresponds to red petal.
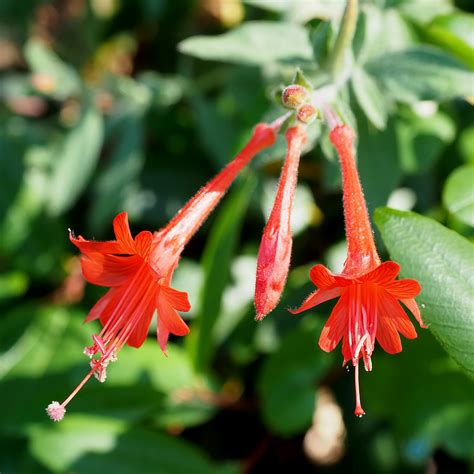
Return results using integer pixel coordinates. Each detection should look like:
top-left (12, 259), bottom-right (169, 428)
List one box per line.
top-left (360, 261), bottom-right (400, 284)
top-left (342, 335), bottom-right (351, 365)
top-left (134, 231), bottom-right (153, 259)
top-left (310, 264), bottom-right (337, 289)
top-left (85, 288), bottom-right (118, 323)
top-left (376, 315), bottom-right (402, 354)
top-left (126, 299), bottom-right (156, 348)
top-left (379, 291), bottom-right (417, 339)
top-left (160, 286), bottom-right (191, 312)
top-left (157, 316), bottom-right (170, 354)
top-left (157, 296), bottom-right (190, 336)
top-left (318, 296), bottom-right (348, 352)
top-left (290, 287), bottom-right (341, 314)
top-left (70, 234), bottom-right (122, 255)
top-left (401, 298), bottom-right (427, 328)
top-left (80, 253), bottom-right (141, 287)
top-left (113, 212), bottom-right (136, 254)
top-left (384, 278), bottom-right (421, 299)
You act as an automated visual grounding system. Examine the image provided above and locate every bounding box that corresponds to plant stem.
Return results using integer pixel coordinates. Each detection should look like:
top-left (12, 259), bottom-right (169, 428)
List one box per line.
top-left (327, 0), bottom-right (359, 79)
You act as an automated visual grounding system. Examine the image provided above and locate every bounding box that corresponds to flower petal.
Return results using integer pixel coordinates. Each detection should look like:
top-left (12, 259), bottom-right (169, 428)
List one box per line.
top-left (85, 288), bottom-right (118, 323)
top-left (384, 278), bottom-right (421, 299)
top-left (70, 234), bottom-right (122, 256)
top-left (310, 264), bottom-right (337, 289)
top-left (318, 296), bottom-right (348, 352)
top-left (157, 316), bottom-right (170, 354)
top-left (289, 287), bottom-right (341, 314)
top-left (360, 261), bottom-right (400, 284)
top-left (80, 253), bottom-right (141, 287)
top-left (160, 286), bottom-right (191, 312)
top-left (379, 291), bottom-right (417, 339)
top-left (134, 231), bottom-right (153, 260)
top-left (157, 296), bottom-right (190, 336)
top-left (113, 212), bottom-right (136, 254)
top-left (401, 298), bottom-right (427, 328)
top-left (376, 315), bottom-right (402, 354)
top-left (126, 300), bottom-right (156, 348)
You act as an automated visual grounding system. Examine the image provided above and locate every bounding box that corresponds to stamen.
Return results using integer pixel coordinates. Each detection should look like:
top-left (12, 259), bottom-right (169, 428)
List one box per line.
top-left (45, 364), bottom-right (97, 421)
top-left (353, 362), bottom-right (365, 418)
top-left (46, 401), bottom-right (65, 422)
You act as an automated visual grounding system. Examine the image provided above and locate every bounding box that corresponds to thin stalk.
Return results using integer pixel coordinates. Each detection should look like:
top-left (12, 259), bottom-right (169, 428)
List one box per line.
top-left (327, 0), bottom-right (359, 79)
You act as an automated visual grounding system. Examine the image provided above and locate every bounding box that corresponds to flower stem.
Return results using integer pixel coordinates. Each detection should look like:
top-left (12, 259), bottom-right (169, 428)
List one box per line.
top-left (327, 0), bottom-right (359, 79)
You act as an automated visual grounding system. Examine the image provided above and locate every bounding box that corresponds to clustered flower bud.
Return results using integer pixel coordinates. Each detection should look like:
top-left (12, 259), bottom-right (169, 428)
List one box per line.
top-left (296, 104), bottom-right (318, 124)
top-left (282, 85), bottom-right (308, 109)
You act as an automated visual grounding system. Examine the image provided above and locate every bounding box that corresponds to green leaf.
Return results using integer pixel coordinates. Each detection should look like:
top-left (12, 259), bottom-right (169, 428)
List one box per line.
top-left (87, 112), bottom-right (145, 233)
top-left (24, 40), bottom-right (81, 99)
top-left (366, 46), bottom-right (474, 103)
top-left (189, 175), bottom-right (256, 371)
top-left (443, 164), bottom-right (474, 227)
top-left (0, 130), bottom-right (26, 224)
top-left (351, 66), bottom-right (388, 130)
top-left (178, 21), bottom-right (313, 66)
top-left (374, 208), bottom-right (474, 378)
top-left (426, 13), bottom-right (474, 68)
top-left (30, 420), bottom-right (233, 473)
top-left (396, 110), bottom-right (455, 174)
top-left (458, 126), bottom-right (474, 163)
top-left (257, 317), bottom-right (334, 436)
top-left (0, 271), bottom-right (28, 302)
top-left (357, 117), bottom-right (401, 214)
top-left (47, 104), bottom-right (104, 215)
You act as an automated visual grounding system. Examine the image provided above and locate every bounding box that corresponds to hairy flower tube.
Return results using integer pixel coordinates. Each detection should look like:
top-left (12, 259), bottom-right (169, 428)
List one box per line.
top-left (291, 123), bottom-right (426, 417)
top-left (255, 125), bottom-right (307, 320)
top-left (46, 120), bottom-right (283, 421)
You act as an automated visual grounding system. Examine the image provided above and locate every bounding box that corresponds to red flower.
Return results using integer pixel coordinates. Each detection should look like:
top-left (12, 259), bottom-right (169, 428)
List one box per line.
top-left (47, 120), bottom-right (281, 421)
top-left (255, 125), bottom-right (307, 320)
top-left (291, 124), bottom-right (426, 416)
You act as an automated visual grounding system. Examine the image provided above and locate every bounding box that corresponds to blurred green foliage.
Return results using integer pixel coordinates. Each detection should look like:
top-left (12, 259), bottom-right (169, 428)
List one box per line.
top-left (0, 0), bottom-right (473, 472)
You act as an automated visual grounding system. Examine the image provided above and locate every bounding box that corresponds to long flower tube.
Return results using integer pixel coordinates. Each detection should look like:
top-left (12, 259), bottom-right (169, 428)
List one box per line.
top-left (254, 124), bottom-right (307, 320)
top-left (46, 118), bottom-right (284, 422)
top-left (291, 121), bottom-right (426, 416)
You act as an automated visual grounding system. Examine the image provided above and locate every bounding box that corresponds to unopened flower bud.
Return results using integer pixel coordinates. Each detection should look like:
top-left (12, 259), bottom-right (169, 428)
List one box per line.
top-left (296, 104), bottom-right (317, 124)
top-left (282, 85), bottom-right (308, 109)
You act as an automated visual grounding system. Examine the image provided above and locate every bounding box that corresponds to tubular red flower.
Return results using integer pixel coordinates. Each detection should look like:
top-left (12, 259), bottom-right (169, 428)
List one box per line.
top-left (255, 125), bottom-right (307, 320)
top-left (47, 121), bottom-right (280, 421)
top-left (291, 124), bottom-right (426, 417)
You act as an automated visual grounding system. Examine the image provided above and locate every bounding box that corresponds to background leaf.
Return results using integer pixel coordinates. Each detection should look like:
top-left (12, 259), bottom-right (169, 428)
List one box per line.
top-left (179, 21), bottom-right (313, 66)
top-left (443, 164), bottom-right (474, 227)
top-left (375, 208), bottom-right (474, 378)
top-left (47, 105), bottom-right (104, 216)
top-left (366, 46), bottom-right (474, 102)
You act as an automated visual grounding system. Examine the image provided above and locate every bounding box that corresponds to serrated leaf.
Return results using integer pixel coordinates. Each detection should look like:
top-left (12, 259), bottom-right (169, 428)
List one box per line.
top-left (47, 104), bottom-right (104, 215)
top-left (352, 66), bottom-right (388, 129)
top-left (366, 46), bottom-right (474, 103)
top-left (443, 164), bottom-right (474, 227)
top-left (178, 21), bottom-right (313, 66)
top-left (374, 208), bottom-right (474, 378)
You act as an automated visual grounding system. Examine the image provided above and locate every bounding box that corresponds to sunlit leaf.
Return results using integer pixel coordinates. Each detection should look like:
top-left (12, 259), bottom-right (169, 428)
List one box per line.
top-left (375, 208), bottom-right (474, 378)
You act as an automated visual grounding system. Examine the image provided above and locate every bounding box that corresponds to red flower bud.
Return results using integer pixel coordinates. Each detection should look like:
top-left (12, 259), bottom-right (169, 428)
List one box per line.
top-left (296, 104), bottom-right (317, 124)
top-left (255, 125), bottom-right (307, 320)
top-left (282, 84), bottom-right (308, 109)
